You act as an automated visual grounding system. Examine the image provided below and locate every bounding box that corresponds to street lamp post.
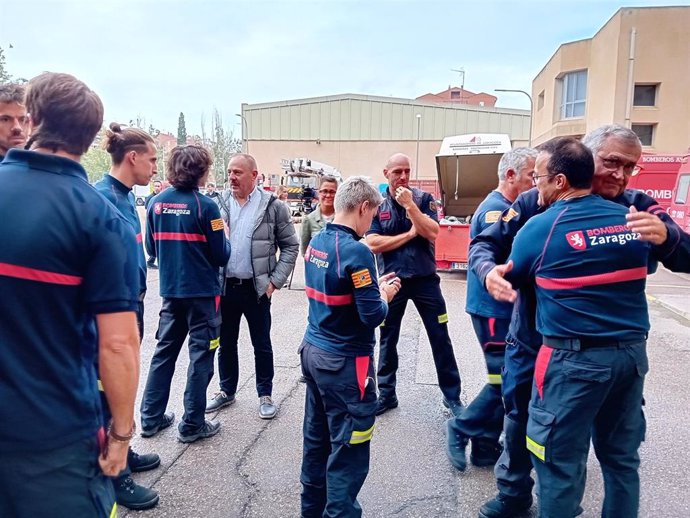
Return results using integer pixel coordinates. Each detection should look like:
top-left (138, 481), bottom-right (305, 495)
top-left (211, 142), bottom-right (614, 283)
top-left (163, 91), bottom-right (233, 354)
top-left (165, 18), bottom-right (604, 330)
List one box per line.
top-left (415, 114), bottom-right (422, 180)
top-left (235, 113), bottom-right (248, 153)
top-left (495, 89), bottom-right (533, 145)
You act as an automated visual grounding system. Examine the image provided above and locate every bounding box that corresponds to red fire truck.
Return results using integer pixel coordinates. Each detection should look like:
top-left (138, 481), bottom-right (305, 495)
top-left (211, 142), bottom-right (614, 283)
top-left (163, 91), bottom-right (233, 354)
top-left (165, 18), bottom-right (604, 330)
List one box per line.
top-left (434, 133), bottom-right (512, 271)
top-left (627, 153), bottom-right (686, 212)
top-left (668, 158), bottom-right (690, 233)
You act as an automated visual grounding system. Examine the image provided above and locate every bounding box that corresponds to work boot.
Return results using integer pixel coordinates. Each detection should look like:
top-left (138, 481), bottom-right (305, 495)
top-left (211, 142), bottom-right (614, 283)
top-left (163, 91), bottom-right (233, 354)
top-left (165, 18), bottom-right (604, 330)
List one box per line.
top-left (128, 448), bottom-right (161, 473)
top-left (375, 395), bottom-right (399, 416)
top-left (479, 493), bottom-right (533, 518)
top-left (259, 396), bottom-right (277, 419)
top-left (445, 419), bottom-right (468, 471)
top-left (442, 397), bottom-right (464, 418)
top-left (471, 438), bottom-right (503, 467)
top-left (206, 391), bottom-right (236, 413)
top-left (177, 420), bottom-right (221, 444)
top-left (115, 477), bottom-right (159, 510)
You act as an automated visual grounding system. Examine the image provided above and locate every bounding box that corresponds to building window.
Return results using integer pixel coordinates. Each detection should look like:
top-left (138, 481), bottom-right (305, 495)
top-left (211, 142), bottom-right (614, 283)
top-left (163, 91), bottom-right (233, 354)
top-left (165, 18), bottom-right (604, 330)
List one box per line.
top-left (450, 90), bottom-right (461, 99)
top-left (560, 70), bottom-right (587, 119)
top-left (633, 84), bottom-right (658, 107)
top-left (537, 90), bottom-right (545, 111)
top-left (631, 124), bottom-right (655, 146)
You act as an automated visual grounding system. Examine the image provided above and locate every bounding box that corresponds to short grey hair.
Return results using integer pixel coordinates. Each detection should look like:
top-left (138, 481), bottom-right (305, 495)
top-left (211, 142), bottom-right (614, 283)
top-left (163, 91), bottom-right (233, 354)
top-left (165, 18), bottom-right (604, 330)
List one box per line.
top-left (334, 176), bottom-right (382, 213)
top-left (497, 147), bottom-right (538, 181)
top-left (319, 175), bottom-right (340, 187)
top-left (0, 83), bottom-right (25, 104)
top-left (582, 124), bottom-right (641, 154)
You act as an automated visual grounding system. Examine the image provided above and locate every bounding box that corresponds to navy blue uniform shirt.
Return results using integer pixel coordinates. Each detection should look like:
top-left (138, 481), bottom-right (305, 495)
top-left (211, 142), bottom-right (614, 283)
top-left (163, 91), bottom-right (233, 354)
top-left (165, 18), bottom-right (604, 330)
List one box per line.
top-left (304, 223), bottom-right (388, 356)
top-left (465, 190), bottom-right (514, 319)
top-left (0, 149), bottom-right (140, 453)
top-left (368, 188), bottom-right (438, 278)
top-left (469, 187), bottom-right (690, 348)
top-left (95, 174), bottom-right (147, 294)
top-left (146, 187), bottom-right (230, 298)
top-left (506, 195), bottom-right (651, 340)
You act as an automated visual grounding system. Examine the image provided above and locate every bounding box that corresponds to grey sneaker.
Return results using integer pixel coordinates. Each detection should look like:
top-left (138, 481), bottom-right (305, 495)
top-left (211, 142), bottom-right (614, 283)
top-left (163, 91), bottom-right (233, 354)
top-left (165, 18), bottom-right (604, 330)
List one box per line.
top-left (206, 391), bottom-right (235, 413)
top-left (177, 420), bottom-right (221, 444)
top-left (259, 396), bottom-right (277, 419)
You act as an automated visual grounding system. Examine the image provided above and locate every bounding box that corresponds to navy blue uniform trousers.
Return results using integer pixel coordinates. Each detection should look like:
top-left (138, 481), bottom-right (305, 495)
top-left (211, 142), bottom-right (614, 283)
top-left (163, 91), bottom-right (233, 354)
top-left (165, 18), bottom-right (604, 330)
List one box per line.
top-left (528, 341), bottom-right (647, 518)
top-left (300, 341), bottom-right (377, 518)
top-left (0, 438), bottom-right (116, 518)
top-left (377, 274), bottom-right (461, 402)
top-left (449, 315), bottom-right (509, 444)
top-left (141, 296), bottom-right (221, 435)
top-left (217, 279), bottom-right (274, 398)
top-left (494, 339), bottom-right (538, 499)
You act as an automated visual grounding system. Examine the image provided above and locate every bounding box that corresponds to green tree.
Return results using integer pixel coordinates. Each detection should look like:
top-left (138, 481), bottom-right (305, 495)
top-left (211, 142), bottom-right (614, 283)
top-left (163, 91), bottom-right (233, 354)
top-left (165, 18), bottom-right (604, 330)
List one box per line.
top-left (177, 112), bottom-right (187, 145)
top-left (203, 108), bottom-right (241, 186)
top-left (0, 46), bottom-right (27, 84)
top-left (81, 129), bottom-right (112, 183)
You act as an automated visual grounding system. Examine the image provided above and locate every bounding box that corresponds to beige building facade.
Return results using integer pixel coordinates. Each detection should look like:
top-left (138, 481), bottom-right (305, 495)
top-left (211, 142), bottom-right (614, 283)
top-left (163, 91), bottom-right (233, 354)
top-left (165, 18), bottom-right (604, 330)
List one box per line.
top-left (532, 6), bottom-right (690, 152)
top-left (239, 94), bottom-right (529, 183)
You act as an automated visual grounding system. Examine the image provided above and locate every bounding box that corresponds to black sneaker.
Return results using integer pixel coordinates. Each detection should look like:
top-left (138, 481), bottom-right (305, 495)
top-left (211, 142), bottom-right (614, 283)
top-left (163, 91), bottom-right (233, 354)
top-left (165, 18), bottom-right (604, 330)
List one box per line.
top-left (128, 448), bottom-right (161, 473)
top-left (470, 438), bottom-right (502, 467)
top-left (177, 420), bottom-right (221, 444)
top-left (206, 391), bottom-right (236, 413)
top-left (115, 477), bottom-right (159, 510)
top-left (479, 493), bottom-right (533, 518)
top-left (442, 397), bottom-right (464, 418)
top-left (445, 419), bottom-right (468, 471)
top-left (375, 395), bottom-right (399, 416)
top-left (140, 412), bottom-right (175, 438)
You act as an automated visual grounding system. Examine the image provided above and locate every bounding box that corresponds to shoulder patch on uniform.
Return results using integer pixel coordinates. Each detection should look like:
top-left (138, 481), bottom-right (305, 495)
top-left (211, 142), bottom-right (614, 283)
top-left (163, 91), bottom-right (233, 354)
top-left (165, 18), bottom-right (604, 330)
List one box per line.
top-left (379, 211), bottom-right (391, 221)
top-left (211, 218), bottom-right (224, 231)
top-left (485, 210), bottom-right (501, 223)
top-left (351, 268), bottom-right (373, 288)
top-left (502, 208), bottom-right (519, 222)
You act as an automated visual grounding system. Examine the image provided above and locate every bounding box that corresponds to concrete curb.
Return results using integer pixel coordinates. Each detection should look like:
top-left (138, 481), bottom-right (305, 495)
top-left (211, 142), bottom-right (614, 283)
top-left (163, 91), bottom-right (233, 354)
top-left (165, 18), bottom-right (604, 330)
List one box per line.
top-left (647, 294), bottom-right (690, 322)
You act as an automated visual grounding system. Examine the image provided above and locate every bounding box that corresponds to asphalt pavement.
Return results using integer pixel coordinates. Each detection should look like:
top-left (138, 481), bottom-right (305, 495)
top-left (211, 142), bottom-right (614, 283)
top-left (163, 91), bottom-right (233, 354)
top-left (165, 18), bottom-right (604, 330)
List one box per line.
top-left (120, 244), bottom-right (690, 518)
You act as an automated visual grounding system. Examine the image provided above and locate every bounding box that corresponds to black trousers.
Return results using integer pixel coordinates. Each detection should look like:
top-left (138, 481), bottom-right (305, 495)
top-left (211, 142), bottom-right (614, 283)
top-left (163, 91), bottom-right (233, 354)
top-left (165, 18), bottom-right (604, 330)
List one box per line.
top-left (0, 437), bottom-right (115, 518)
top-left (217, 280), bottom-right (274, 397)
top-left (300, 341), bottom-right (377, 518)
top-left (141, 296), bottom-right (221, 434)
top-left (377, 274), bottom-right (461, 401)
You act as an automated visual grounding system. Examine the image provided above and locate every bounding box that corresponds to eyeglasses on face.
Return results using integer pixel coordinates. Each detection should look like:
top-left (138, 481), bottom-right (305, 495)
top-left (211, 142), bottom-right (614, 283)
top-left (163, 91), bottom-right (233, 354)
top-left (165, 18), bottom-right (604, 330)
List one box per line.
top-left (598, 155), bottom-right (640, 175)
top-left (531, 173), bottom-right (551, 186)
top-left (319, 189), bottom-right (337, 195)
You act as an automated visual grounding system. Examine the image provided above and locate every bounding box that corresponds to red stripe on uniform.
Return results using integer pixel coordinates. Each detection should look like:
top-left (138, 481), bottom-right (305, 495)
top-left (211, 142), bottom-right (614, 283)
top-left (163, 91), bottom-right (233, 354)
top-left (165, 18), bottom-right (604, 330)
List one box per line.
top-left (0, 262), bottom-right (83, 286)
top-left (536, 266), bottom-right (647, 290)
top-left (153, 232), bottom-right (207, 242)
top-left (534, 346), bottom-right (554, 400)
top-left (136, 233), bottom-right (143, 243)
top-left (356, 356), bottom-right (370, 400)
top-left (305, 287), bottom-right (354, 305)
top-left (488, 317), bottom-right (496, 337)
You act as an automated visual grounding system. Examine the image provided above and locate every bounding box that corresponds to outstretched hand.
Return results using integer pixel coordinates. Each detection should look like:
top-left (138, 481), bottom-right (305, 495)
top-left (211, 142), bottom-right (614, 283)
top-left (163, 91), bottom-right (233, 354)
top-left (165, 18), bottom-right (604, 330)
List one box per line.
top-left (486, 261), bottom-right (517, 303)
top-left (626, 206), bottom-right (667, 245)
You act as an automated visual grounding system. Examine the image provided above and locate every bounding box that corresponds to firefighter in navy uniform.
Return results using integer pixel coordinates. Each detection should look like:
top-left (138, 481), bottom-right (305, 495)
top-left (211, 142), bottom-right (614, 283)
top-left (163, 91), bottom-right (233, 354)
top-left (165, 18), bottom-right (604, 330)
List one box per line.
top-left (446, 148), bottom-right (537, 471)
top-left (504, 137), bottom-right (652, 518)
top-left (95, 123), bottom-right (161, 510)
top-left (0, 73), bottom-right (140, 518)
top-left (470, 125), bottom-right (690, 518)
top-left (140, 145), bottom-right (231, 444)
top-left (367, 153), bottom-right (461, 416)
top-left (300, 176), bottom-right (400, 518)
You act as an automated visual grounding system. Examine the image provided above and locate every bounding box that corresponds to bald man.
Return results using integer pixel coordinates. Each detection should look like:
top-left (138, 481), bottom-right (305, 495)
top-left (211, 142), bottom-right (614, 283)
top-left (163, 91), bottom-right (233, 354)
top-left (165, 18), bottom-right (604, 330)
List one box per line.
top-left (367, 153), bottom-right (462, 416)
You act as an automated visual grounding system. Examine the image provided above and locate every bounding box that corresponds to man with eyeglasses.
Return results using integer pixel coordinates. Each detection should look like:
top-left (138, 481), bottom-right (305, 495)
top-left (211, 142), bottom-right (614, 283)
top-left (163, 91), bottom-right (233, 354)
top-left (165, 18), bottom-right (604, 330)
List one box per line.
top-left (471, 124), bottom-right (690, 518)
top-left (300, 175), bottom-right (339, 257)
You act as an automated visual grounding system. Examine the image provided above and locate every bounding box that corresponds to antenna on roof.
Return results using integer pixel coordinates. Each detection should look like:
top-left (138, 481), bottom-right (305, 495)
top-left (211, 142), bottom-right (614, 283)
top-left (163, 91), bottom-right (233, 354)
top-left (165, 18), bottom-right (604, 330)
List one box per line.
top-left (451, 68), bottom-right (466, 103)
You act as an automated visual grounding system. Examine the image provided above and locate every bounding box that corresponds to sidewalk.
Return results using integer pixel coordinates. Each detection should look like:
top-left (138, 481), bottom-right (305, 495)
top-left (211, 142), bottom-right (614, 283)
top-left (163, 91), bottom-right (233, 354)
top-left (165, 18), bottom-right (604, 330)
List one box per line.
top-left (647, 267), bottom-right (690, 321)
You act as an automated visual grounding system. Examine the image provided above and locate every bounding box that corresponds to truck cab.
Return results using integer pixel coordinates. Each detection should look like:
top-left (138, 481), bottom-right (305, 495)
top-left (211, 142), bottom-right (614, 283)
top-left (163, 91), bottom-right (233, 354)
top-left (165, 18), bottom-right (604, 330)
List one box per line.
top-left (627, 153), bottom-right (686, 212)
top-left (435, 134), bottom-right (512, 270)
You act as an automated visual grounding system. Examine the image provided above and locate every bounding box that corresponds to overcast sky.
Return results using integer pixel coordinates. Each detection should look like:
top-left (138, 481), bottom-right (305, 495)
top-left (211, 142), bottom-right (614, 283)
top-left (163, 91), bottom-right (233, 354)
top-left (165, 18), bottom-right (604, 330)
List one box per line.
top-left (3, 0), bottom-right (684, 137)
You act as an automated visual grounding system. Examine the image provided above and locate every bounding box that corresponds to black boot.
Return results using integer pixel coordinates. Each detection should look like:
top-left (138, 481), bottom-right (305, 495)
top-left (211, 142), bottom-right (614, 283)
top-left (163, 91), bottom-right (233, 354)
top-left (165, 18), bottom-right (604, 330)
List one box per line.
top-left (479, 493), bottom-right (532, 518)
top-left (128, 448), bottom-right (161, 473)
top-left (471, 438), bottom-right (503, 467)
top-left (115, 476), bottom-right (159, 510)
